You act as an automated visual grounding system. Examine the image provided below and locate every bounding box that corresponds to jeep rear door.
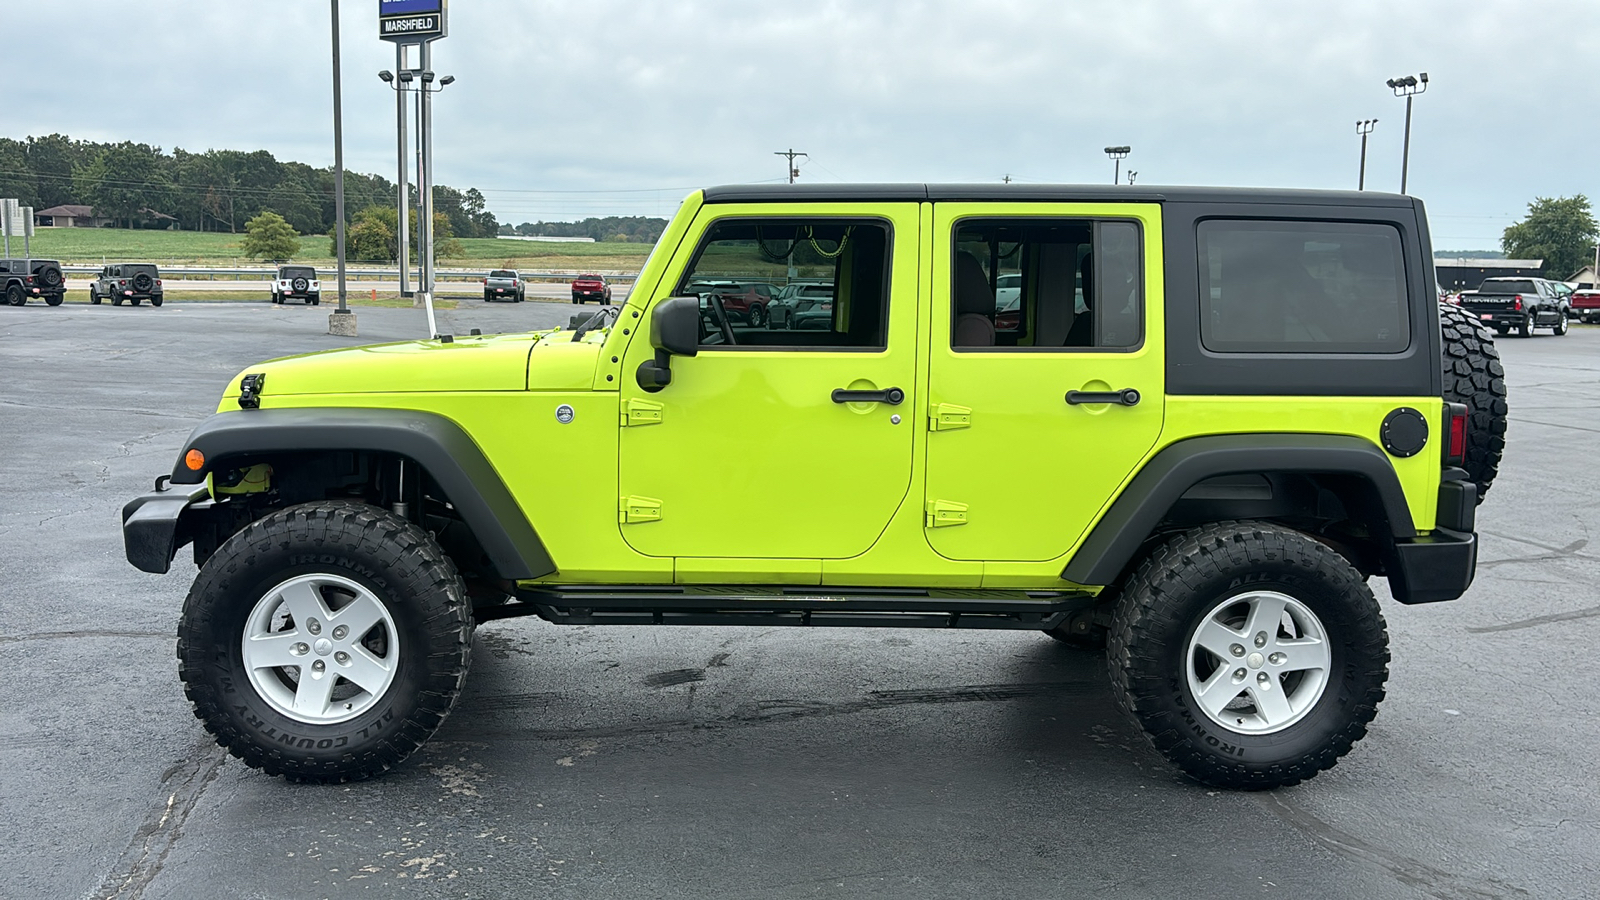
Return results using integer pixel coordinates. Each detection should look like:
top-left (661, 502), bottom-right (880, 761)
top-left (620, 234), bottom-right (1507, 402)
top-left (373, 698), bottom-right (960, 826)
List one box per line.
top-left (616, 204), bottom-right (920, 570)
top-left (923, 202), bottom-right (1165, 563)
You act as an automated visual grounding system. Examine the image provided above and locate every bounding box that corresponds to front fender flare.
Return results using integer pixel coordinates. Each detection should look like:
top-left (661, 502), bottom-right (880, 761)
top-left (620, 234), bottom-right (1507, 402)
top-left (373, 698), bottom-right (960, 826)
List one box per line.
top-left (168, 408), bottom-right (555, 580)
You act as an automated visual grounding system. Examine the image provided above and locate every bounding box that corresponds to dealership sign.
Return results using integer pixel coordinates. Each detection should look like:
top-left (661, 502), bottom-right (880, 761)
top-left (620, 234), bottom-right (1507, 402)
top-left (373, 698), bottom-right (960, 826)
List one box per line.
top-left (379, 0), bottom-right (447, 42)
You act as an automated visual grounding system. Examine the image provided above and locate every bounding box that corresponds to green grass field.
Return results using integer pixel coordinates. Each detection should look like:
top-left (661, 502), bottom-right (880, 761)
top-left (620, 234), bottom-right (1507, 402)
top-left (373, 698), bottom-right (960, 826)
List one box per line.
top-left (22, 228), bottom-right (654, 274)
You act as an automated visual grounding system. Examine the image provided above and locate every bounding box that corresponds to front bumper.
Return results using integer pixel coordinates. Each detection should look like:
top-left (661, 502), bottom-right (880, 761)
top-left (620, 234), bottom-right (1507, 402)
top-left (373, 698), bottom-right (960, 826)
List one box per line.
top-left (122, 481), bottom-right (211, 574)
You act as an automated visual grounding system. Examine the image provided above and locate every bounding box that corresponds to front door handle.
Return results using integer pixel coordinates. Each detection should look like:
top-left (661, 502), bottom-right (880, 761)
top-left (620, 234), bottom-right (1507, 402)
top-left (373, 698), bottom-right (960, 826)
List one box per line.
top-left (832, 387), bottom-right (905, 405)
top-left (1066, 388), bottom-right (1141, 406)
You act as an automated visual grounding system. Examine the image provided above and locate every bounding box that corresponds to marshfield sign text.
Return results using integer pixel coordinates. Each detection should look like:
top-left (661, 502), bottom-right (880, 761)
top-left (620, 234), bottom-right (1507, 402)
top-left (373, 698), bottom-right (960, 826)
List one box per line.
top-left (379, 0), bottom-right (447, 42)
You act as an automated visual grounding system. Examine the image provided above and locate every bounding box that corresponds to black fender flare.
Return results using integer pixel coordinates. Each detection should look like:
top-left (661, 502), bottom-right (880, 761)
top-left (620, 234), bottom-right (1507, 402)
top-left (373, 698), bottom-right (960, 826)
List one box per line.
top-left (168, 407), bottom-right (555, 579)
top-left (1063, 433), bottom-right (1416, 586)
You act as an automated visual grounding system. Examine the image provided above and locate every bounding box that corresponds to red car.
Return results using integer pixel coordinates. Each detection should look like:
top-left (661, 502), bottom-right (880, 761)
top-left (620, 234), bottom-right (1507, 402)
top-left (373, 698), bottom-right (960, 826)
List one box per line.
top-left (1572, 289), bottom-right (1600, 324)
top-left (571, 274), bottom-right (612, 304)
top-left (703, 282), bottom-right (775, 327)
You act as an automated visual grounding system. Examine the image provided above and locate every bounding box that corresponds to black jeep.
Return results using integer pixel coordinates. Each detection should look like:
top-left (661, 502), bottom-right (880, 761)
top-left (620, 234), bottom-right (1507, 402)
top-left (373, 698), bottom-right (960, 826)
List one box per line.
top-left (0, 258), bottom-right (67, 306)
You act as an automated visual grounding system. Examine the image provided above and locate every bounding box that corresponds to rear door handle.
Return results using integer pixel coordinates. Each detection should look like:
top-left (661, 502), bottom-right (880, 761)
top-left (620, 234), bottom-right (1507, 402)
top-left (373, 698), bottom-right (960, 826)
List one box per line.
top-left (1066, 388), bottom-right (1141, 406)
top-left (832, 387), bottom-right (905, 405)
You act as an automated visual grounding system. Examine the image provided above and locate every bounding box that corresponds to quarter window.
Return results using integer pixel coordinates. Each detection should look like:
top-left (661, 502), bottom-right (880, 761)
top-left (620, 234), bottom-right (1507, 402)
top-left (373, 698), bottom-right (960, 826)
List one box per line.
top-left (950, 218), bottom-right (1142, 350)
top-left (1197, 220), bottom-right (1410, 353)
top-left (674, 219), bottom-right (891, 349)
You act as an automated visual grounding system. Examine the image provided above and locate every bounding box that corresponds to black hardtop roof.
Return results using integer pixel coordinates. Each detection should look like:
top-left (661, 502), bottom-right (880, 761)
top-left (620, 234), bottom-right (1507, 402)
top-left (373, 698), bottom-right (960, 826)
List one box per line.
top-left (702, 183), bottom-right (1415, 208)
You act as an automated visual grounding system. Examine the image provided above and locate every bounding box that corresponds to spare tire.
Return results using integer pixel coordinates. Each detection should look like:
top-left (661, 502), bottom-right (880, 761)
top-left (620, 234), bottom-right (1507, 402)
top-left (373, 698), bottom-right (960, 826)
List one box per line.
top-left (1440, 303), bottom-right (1507, 504)
top-left (132, 272), bottom-right (154, 292)
top-left (33, 263), bottom-right (64, 288)
top-left (292, 276), bottom-right (309, 292)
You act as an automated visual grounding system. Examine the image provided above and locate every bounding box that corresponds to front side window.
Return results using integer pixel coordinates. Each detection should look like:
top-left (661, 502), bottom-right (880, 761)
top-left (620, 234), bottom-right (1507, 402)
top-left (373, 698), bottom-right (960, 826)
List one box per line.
top-left (675, 219), bottom-right (891, 349)
top-left (1198, 220), bottom-right (1410, 354)
top-left (950, 218), bottom-right (1142, 350)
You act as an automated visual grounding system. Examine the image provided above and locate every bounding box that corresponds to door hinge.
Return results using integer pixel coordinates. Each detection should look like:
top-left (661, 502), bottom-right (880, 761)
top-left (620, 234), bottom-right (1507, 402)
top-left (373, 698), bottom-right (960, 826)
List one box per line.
top-left (929, 403), bottom-right (972, 431)
top-left (925, 499), bottom-right (969, 527)
top-left (619, 495), bottom-right (663, 524)
top-left (621, 398), bottom-right (664, 426)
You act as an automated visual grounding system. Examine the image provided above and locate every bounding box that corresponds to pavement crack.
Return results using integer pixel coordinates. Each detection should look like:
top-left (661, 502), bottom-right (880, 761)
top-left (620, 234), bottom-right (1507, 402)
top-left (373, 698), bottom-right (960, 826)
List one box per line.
top-left (1258, 793), bottom-right (1531, 900)
top-left (91, 741), bottom-right (226, 900)
top-left (1466, 604), bottom-right (1600, 634)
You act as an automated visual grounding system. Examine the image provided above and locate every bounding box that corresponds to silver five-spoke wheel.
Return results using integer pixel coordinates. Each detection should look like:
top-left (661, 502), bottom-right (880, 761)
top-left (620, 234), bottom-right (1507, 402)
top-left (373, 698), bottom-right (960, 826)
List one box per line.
top-left (242, 573), bottom-right (400, 725)
top-left (1185, 589), bottom-right (1330, 735)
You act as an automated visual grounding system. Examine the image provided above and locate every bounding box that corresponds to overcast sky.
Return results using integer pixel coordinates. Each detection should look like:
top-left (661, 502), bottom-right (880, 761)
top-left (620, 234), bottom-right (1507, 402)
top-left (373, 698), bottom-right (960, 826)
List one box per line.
top-left (9, 0), bottom-right (1595, 248)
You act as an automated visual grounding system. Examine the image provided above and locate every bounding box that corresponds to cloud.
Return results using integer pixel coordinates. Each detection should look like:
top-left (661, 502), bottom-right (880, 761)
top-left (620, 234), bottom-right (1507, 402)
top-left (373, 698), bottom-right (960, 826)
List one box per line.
top-left (8, 0), bottom-right (1594, 244)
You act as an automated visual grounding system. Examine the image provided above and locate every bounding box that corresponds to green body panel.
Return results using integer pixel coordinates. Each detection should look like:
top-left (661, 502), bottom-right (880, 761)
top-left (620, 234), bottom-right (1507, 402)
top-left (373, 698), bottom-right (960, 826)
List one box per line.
top-left (924, 202), bottom-right (1167, 562)
top-left (205, 189), bottom-right (1446, 592)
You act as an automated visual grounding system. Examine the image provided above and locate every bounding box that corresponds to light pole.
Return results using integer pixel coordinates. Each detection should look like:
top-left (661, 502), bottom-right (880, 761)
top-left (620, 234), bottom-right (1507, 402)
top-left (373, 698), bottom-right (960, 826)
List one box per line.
top-left (1385, 72), bottom-right (1428, 194)
top-left (1356, 119), bottom-right (1378, 190)
top-left (414, 57), bottom-right (454, 339)
top-left (379, 65), bottom-right (415, 298)
top-left (328, 0), bottom-right (353, 335)
top-left (1104, 146), bottom-right (1130, 185)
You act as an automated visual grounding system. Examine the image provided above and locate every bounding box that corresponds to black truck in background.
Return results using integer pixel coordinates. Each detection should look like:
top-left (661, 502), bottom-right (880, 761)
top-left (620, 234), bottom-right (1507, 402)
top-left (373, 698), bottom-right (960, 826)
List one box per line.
top-left (1457, 277), bottom-right (1570, 337)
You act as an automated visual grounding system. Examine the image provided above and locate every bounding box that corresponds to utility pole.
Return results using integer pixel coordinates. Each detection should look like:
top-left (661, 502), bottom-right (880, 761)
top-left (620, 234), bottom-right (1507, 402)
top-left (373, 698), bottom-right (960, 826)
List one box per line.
top-left (1104, 146), bottom-right (1130, 185)
top-left (1002, 174), bottom-right (1012, 184)
top-left (328, 0), bottom-right (354, 336)
top-left (1356, 119), bottom-right (1378, 190)
top-left (1386, 72), bottom-right (1428, 194)
top-left (774, 148), bottom-right (808, 184)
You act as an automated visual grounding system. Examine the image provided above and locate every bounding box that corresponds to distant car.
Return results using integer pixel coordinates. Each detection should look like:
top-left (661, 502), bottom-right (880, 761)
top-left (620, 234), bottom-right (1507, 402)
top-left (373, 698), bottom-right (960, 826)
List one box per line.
top-left (768, 283), bottom-right (833, 328)
top-left (1571, 289), bottom-right (1600, 324)
top-left (0, 257), bottom-right (67, 306)
top-left (707, 282), bottom-right (775, 326)
top-left (571, 274), bottom-right (612, 304)
top-left (995, 273), bottom-right (1022, 306)
top-left (91, 263), bottom-right (163, 307)
top-left (483, 269), bottom-right (524, 302)
top-left (271, 265), bottom-right (320, 305)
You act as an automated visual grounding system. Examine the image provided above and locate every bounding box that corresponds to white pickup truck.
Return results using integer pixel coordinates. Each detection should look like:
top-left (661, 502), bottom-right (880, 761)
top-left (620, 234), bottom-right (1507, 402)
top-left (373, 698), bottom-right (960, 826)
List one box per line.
top-left (483, 269), bottom-right (525, 302)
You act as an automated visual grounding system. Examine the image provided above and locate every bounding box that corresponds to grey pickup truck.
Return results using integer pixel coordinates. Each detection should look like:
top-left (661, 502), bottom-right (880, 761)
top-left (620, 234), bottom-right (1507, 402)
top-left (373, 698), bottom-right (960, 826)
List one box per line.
top-left (482, 270), bottom-right (525, 302)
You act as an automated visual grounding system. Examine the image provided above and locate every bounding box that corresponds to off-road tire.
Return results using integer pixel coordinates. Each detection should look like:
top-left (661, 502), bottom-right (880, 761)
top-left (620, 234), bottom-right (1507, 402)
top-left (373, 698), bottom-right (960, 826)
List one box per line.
top-left (178, 500), bottom-right (473, 783)
top-left (90, 286), bottom-right (101, 305)
top-left (1108, 521), bottom-right (1389, 790)
top-left (34, 263), bottom-right (65, 291)
top-left (112, 296), bottom-right (124, 306)
top-left (1440, 303), bottom-right (1507, 503)
top-left (46, 294), bottom-right (63, 306)
top-left (129, 297), bottom-right (141, 307)
top-left (5, 284), bottom-right (24, 306)
top-left (151, 296), bottom-right (163, 307)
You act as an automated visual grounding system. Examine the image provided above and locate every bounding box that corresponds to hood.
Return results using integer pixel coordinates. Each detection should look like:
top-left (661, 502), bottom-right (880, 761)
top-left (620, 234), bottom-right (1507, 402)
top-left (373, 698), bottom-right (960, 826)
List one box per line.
top-left (216, 328), bottom-right (609, 408)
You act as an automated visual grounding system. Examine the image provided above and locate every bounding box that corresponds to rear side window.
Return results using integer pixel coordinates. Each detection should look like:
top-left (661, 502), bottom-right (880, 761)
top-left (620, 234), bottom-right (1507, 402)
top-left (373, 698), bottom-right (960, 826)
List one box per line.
top-left (1197, 220), bottom-right (1409, 354)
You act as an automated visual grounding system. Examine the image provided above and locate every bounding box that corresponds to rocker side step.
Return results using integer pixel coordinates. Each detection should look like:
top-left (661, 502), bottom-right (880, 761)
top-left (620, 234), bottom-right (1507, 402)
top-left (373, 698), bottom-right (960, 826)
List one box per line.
top-left (486, 585), bottom-right (1097, 630)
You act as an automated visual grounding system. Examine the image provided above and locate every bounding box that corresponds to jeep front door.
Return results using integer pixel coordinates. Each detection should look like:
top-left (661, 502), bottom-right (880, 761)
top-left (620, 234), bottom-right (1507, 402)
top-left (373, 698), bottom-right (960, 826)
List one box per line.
top-left (617, 205), bottom-right (920, 564)
top-left (923, 204), bottom-right (1165, 564)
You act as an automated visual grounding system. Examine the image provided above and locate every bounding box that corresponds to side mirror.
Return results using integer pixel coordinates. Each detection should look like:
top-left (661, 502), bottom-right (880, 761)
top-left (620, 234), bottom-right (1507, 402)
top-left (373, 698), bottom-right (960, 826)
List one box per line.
top-left (637, 296), bottom-right (700, 392)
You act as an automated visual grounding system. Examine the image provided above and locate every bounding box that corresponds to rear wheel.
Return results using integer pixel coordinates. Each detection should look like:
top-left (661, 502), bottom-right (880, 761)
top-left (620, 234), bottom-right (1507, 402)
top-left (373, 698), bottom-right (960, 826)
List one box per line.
top-left (178, 501), bottom-right (472, 782)
top-left (150, 296), bottom-right (163, 307)
top-left (130, 297), bottom-right (142, 307)
top-left (5, 284), bottom-right (24, 306)
top-left (112, 296), bottom-right (124, 306)
top-left (1109, 521), bottom-right (1389, 790)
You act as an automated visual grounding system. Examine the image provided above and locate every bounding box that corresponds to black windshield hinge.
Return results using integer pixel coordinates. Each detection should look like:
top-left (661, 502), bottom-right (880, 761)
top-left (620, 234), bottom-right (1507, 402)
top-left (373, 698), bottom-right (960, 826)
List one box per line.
top-left (238, 373), bottom-right (266, 410)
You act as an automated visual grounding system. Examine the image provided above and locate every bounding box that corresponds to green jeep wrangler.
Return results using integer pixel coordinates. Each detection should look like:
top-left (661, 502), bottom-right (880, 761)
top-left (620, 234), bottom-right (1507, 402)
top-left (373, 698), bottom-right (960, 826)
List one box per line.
top-left (123, 184), bottom-right (1506, 789)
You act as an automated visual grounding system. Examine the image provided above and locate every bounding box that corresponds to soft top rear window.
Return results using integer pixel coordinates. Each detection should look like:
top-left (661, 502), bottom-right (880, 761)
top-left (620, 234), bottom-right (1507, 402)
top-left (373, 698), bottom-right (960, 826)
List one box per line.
top-left (124, 264), bottom-right (158, 274)
top-left (1198, 219), bottom-right (1410, 354)
top-left (280, 266), bottom-right (316, 278)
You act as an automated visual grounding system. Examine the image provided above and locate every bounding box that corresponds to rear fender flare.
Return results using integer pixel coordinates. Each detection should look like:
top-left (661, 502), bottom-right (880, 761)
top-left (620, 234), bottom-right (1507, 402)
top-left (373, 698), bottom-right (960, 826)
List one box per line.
top-left (1063, 434), bottom-right (1415, 586)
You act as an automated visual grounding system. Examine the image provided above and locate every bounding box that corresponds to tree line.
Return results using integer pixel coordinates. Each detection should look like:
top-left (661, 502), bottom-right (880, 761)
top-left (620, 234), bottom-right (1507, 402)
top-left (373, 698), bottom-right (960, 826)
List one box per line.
top-left (504, 215), bottom-right (667, 243)
top-left (0, 133), bottom-right (498, 239)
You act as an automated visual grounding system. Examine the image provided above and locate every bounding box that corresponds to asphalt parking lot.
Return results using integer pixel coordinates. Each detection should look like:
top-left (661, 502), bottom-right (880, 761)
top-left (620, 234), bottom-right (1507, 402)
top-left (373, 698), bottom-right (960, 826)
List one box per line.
top-left (2, 301), bottom-right (1597, 899)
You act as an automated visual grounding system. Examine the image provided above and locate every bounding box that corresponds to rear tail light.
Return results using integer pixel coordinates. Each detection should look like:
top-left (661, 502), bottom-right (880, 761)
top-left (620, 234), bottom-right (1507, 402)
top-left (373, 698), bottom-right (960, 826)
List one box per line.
top-left (482, 278), bottom-right (487, 284)
top-left (1513, 295), bottom-right (1523, 310)
top-left (1444, 402), bottom-right (1468, 467)
top-left (119, 280), bottom-right (127, 286)
top-left (155, 279), bottom-right (162, 286)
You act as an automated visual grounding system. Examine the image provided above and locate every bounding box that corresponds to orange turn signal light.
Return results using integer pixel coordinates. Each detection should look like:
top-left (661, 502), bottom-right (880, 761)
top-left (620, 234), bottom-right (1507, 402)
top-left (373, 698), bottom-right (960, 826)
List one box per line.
top-left (184, 449), bottom-right (206, 471)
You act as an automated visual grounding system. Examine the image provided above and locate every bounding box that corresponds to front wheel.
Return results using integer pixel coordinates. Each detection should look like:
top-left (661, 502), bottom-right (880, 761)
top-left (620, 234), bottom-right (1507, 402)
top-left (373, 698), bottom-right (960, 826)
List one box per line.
top-left (1108, 521), bottom-right (1389, 790)
top-left (1554, 310), bottom-right (1569, 335)
top-left (90, 287), bottom-right (101, 305)
top-left (178, 501), bottom-right (472, 782)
